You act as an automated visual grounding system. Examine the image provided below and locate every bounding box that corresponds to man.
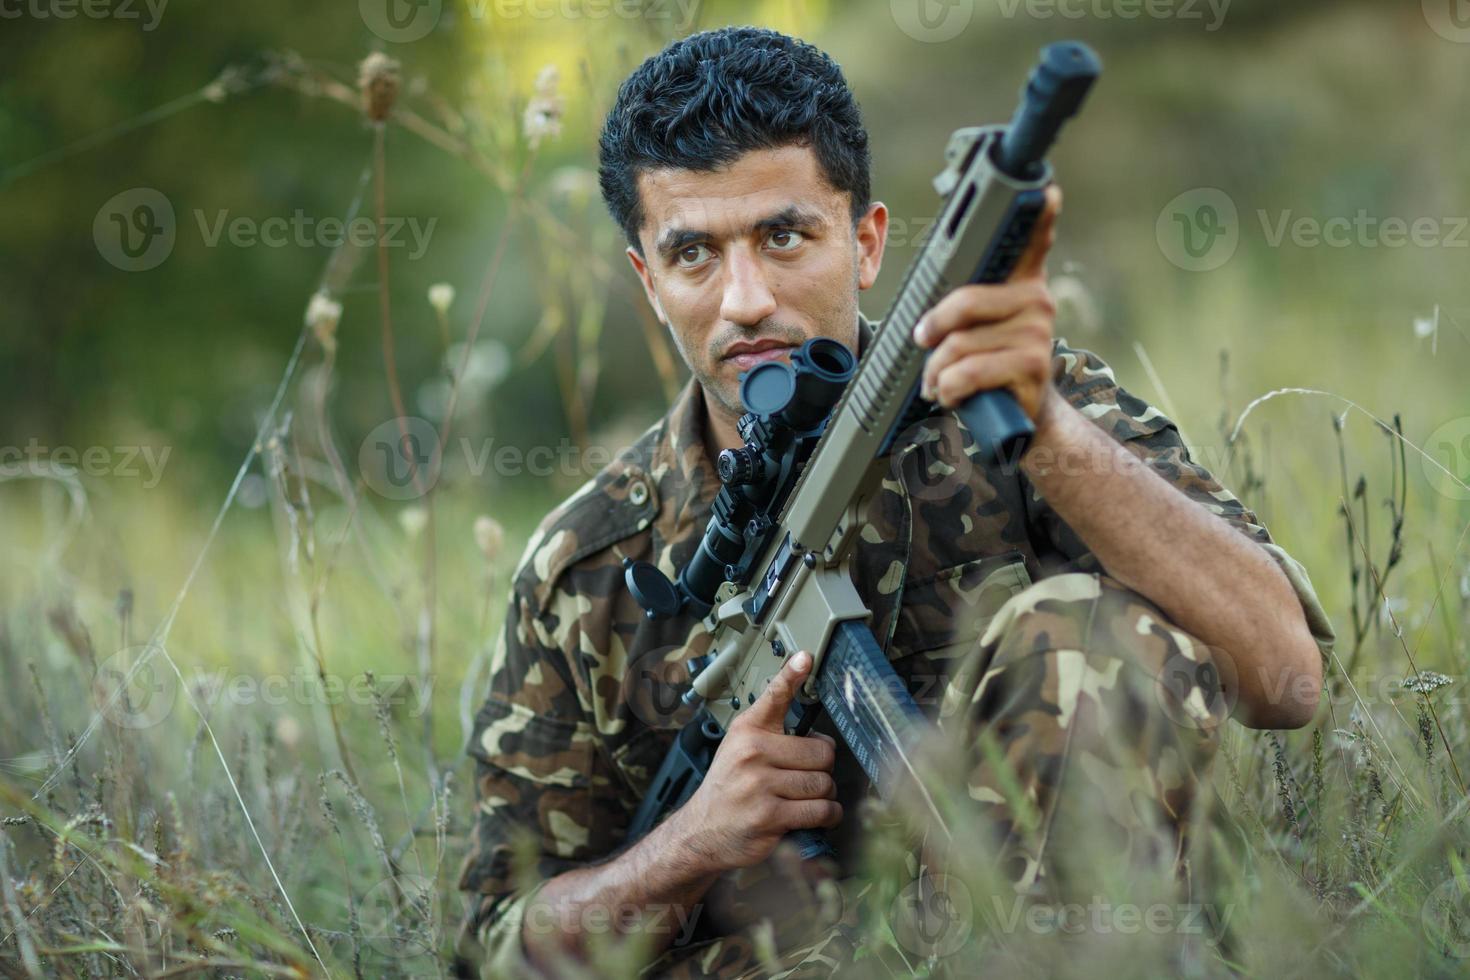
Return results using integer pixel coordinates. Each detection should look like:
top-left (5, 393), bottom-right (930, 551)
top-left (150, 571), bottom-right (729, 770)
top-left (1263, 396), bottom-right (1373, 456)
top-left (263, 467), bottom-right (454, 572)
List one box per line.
top-left (456, 26), bottom-right (1334, 978)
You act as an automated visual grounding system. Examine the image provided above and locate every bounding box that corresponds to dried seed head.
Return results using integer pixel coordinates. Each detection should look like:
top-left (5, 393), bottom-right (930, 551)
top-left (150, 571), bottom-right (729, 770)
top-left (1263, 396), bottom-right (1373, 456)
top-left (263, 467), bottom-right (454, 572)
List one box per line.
top-left (523, 64), bottom-right (564, 149)
top-left (358, 52), bottom-right (401, 123)
top-left (428, 282), bottom-right (455, 316)
top-left (305, 290), bottom-right (343, 353)
top-left (474, 515), bottom-right (504, 562)
top-left (1402, 670), bottom-right (1453, 695)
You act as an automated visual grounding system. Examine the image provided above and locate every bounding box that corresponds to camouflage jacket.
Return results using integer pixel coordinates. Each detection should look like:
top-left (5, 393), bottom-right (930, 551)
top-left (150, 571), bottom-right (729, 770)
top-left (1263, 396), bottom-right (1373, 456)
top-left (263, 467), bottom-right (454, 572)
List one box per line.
top-left (456, 317), bottom-right (1336, 973)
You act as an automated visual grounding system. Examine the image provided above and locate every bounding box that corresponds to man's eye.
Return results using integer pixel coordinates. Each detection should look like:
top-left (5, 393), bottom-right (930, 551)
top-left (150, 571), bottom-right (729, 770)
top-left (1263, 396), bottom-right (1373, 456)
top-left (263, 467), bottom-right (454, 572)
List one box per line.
top-left (767, 229), bottom-right (804, 251)
top-left (676, 243), bottom-right (711, 267)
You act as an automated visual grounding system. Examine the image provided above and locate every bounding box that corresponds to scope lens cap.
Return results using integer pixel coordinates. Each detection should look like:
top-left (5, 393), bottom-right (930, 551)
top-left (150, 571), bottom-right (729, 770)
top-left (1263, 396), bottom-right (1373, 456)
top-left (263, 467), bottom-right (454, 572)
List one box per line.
top-left (624, 559), bottom-right (681, 619)
top-left (739, 362), bottom-right (796, 417)
top-left (794, 337), bottom-right (855, 382)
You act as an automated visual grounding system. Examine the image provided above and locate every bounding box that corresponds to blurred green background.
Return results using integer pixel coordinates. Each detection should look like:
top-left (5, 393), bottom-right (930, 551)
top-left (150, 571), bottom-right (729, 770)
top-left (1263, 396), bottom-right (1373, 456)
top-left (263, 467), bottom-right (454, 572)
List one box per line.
top-left (3, 0), bottom-right (1466, 640)
top-left (3, 0), bottom-right (1464, 500)
top-left (3, 1), bottom-right (1469, 976)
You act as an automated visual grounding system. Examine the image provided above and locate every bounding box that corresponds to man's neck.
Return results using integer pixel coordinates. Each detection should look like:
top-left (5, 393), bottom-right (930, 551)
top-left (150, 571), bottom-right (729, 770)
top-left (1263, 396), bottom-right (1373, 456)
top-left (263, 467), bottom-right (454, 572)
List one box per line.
top-left (703, 395), bottom-right (743, 464)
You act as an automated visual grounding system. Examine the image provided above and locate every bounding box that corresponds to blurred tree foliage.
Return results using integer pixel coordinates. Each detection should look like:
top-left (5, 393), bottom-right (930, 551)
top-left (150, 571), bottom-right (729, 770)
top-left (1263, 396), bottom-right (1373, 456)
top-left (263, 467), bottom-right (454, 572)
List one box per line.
top-left (1, 0), bottom-right (1463, 501)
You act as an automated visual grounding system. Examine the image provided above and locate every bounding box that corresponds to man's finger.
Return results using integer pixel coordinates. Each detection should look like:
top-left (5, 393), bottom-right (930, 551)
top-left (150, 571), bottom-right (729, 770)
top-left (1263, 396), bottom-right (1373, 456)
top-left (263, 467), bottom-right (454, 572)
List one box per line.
top-left (913, 279), bottom-right (1051, 349)
top-left (741, 650), bottom-right (812, 732)
top-left (933, 347), bottom-right (1046, 416)
top-left (920, 311), bottom-right (1043, 398)
top-left (757, 730), bottom-right (838, 771)
top-left (1010, 183), bottom-right (1062, 283)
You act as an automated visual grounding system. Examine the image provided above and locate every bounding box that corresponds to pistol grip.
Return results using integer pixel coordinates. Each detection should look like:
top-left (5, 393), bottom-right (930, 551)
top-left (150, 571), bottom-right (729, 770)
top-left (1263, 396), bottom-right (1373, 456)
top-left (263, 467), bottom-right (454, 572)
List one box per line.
top-left (956, 388), bottom-right (1033, 466)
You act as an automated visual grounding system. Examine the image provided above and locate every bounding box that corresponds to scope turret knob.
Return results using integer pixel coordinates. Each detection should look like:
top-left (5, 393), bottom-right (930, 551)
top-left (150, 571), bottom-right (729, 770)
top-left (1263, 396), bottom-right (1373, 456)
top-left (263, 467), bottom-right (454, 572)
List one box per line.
top-left (717, 447), bottom-right (764, 486)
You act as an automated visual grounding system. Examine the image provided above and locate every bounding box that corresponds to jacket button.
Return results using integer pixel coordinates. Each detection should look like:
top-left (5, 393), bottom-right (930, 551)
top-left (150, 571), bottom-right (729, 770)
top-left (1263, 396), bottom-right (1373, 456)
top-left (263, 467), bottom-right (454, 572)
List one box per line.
top-left (629, 480), bottom-right (650, 507)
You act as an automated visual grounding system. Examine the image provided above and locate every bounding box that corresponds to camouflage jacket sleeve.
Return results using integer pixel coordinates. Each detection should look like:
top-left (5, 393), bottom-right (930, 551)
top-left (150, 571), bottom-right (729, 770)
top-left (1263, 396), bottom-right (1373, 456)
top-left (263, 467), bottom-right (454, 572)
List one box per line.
top-left (455, 570), bottom-right (628, 976)
top-left (1024, 338), bottom-right (1336, 659)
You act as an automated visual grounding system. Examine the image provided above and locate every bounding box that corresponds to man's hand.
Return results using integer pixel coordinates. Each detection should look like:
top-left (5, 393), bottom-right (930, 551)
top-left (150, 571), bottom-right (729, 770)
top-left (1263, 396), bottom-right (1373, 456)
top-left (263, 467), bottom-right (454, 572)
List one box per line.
top-left (913, 183), bottom-right (1063, 427)
top-left (666, 650), bottom-right (841, 874)
top-left (522, 652), bottom-right (839, 967)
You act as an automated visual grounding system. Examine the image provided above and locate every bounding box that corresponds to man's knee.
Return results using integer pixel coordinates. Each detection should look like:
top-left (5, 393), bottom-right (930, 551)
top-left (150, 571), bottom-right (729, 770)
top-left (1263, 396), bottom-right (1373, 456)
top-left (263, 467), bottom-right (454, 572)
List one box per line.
top-left (944, 572), bottom-right (1230, 737)
top-left (936, 572), bottom-right (1225, 846)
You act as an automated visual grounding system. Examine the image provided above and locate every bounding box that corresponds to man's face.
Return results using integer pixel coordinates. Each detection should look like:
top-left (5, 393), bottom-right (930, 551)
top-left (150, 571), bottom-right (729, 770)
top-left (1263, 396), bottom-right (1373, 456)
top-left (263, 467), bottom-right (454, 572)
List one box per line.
top-left (626, 145), bottom-right (887, 423)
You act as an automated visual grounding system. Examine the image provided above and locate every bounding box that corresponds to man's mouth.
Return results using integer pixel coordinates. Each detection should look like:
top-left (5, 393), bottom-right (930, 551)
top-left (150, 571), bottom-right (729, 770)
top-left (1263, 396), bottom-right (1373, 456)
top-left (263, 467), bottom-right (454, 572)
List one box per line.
top-left (722, 338), bottom-right (798, 372)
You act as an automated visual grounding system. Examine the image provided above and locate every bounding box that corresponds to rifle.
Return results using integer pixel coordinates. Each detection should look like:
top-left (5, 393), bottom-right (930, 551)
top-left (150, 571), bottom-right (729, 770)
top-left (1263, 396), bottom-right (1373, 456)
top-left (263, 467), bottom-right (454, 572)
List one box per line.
top-left (621, 41), bottom-right (1102, 863)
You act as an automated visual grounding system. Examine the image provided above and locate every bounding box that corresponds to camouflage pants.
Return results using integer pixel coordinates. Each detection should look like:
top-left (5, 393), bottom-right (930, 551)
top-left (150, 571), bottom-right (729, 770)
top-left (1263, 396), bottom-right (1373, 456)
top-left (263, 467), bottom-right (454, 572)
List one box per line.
top-left (640, 572), bottom-right (1226, 979)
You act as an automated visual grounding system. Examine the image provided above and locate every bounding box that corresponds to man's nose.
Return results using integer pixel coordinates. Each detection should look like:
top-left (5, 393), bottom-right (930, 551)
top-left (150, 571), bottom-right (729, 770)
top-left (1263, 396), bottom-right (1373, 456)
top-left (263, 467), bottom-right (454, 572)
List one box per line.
top-left (718, 246), bottom-right (778, 327)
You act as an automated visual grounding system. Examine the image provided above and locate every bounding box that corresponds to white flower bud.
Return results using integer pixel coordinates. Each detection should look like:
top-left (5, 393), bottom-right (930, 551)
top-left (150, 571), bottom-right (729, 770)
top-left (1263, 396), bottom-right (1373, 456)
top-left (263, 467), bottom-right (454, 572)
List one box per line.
top-left (474, 515), bottom-right (504, 562)
top-left (428, 282), bottom-right (455, 316)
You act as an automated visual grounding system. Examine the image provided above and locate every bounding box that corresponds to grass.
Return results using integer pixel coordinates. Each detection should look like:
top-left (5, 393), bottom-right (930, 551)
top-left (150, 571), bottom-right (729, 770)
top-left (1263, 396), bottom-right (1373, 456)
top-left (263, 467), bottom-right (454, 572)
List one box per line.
top-left (2, 387), bottom-right (1468, 978)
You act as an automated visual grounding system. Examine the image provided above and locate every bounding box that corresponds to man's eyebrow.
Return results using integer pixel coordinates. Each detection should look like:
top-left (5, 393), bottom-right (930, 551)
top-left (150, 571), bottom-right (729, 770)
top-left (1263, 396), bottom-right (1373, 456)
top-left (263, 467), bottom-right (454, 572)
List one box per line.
top-left (654, 205), bottom-right (828, 259)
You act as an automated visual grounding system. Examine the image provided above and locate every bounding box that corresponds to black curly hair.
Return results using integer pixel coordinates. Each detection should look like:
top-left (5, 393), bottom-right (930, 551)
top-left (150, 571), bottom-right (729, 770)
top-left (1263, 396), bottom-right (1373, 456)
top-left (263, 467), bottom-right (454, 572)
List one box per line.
top-left (598, 26), bottom-right (871, 253)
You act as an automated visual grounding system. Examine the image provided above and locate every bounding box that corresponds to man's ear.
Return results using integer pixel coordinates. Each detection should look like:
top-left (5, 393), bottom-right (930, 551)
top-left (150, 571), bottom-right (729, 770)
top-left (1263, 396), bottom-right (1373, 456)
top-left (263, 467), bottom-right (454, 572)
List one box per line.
top-left (856, 201), bottom-right (889, 291)
top-left (625, 245), bottom-right (667, 324)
